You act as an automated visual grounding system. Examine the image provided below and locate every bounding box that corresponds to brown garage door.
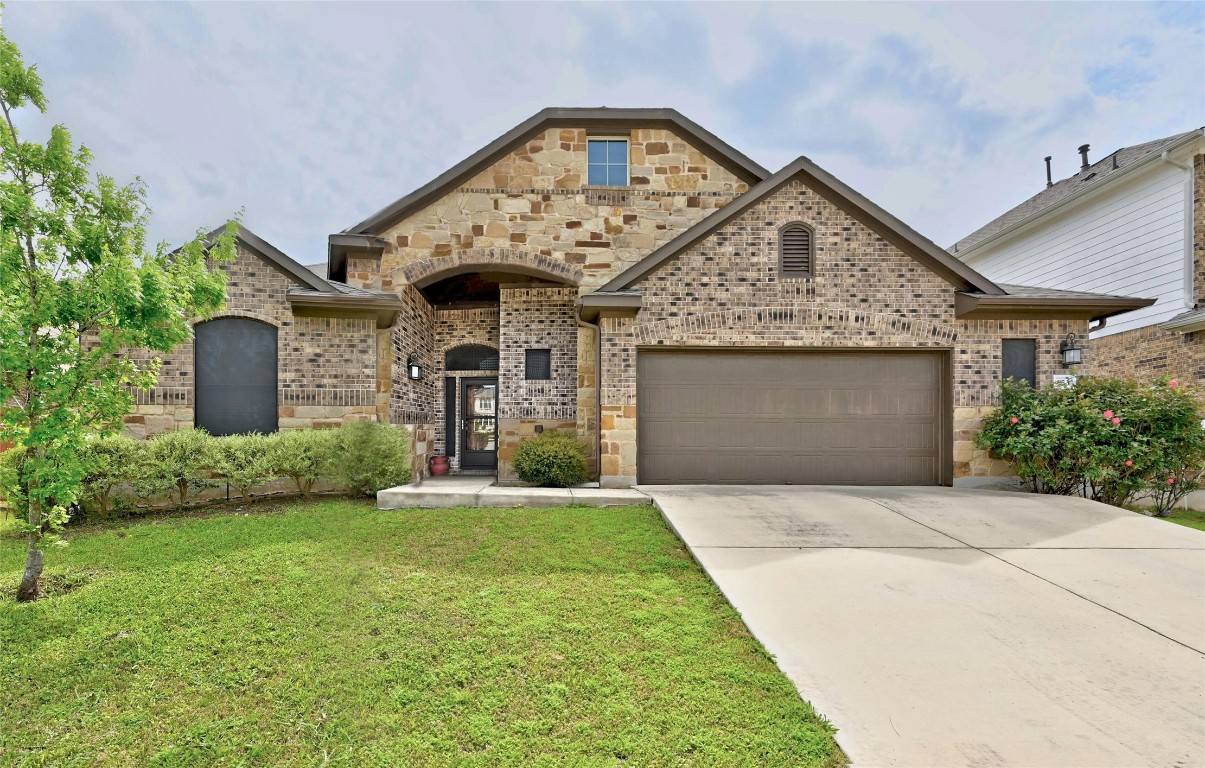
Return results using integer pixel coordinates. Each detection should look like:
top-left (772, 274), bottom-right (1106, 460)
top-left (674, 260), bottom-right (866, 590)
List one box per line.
top-left (637, 350), bottom-right (947, 485)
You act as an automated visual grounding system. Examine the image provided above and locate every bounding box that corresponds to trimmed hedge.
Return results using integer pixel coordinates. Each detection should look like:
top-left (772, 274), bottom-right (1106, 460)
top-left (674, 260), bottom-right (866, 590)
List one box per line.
top-left (22, 422), bottom-right (414, 518)
top-left (512, 430), bottom-right (590, 488)
top-left (977, 376), bottom-right (1205, 515)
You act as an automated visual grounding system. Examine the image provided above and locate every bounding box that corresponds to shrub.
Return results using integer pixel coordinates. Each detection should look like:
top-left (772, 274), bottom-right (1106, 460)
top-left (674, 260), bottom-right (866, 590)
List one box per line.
top-left (212, 433), bottom-right (274, 501)
top-left (512, 430), bottom-right (589, 488)
top-left (331, 421), bottom-right (411, 497)
top-left (977, 377), bottom-right (1205, 513)
top-left (79, 434), bottom-right (141, 517)
top-left (267, 429), bottom-right (337, 498)
top-left (134, 429), bottom-right (217, 510)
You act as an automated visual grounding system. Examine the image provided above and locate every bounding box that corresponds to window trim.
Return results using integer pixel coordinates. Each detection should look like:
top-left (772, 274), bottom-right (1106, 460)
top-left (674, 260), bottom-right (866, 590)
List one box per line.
top-left (586, 136), bottom-right (630, 187)
top-left (778, 221), bottom-right (815, 279)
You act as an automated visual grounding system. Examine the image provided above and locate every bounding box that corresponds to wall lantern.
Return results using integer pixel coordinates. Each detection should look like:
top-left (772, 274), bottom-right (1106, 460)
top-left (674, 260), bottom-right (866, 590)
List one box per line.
top-left (1059, 333), bottom-right (1083, 367)
top-left (407, 357), bottom-right (423, 380)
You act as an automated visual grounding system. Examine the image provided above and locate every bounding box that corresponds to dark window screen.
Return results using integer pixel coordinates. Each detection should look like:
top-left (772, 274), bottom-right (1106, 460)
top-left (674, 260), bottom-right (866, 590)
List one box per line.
top-left (444, 377), bottom-right (458, 458)
top-left (525, 349), bottom-right (552, 380)
top-left (1002, 339), bottom-right (1036, 387)
top-left (445, 344), bottom-right (498, 371)
top-left (194, 318), bottom-right (278, 435)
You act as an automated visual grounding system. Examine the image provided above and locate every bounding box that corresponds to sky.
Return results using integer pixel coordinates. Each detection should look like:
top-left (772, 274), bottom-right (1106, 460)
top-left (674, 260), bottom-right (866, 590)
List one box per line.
top-left (6, 1), bottom-right (1204, 268)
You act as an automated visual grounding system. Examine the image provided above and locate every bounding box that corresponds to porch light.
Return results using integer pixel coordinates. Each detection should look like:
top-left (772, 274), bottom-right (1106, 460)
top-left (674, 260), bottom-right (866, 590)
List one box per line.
top-left (407, 357), bottom-right (423, 380)
top-left (1059, 333), bottom-right (1083, 367)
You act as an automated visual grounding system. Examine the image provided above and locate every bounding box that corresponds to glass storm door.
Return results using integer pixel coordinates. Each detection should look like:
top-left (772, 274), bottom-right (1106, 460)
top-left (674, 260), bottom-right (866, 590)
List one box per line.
top-left (460, 378), bottom-right (498, 470)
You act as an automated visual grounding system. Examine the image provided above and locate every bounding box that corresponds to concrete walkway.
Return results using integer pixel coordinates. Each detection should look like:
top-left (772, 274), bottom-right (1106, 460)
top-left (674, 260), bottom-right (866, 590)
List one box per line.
top-left (377, 475), bottom-right (650, 509)
top-left (646, 485), bottom-right (1205, 768)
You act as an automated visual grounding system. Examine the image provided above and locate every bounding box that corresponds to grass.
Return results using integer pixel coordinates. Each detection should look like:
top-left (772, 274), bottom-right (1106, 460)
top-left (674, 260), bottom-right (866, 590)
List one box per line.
top-left (1158, 507), bottom-right (1205, 531)
top-left (0, 500), bottom-right (842, 767)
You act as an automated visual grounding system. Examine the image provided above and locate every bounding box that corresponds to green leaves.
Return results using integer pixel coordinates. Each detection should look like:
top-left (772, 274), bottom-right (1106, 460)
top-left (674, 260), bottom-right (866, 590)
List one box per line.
top-left (978, 377), bottom-right (1205, 510)
top-left (0, 27), bottom-right (238, 598)
top-left (513, 431), bottom-right (590, 488)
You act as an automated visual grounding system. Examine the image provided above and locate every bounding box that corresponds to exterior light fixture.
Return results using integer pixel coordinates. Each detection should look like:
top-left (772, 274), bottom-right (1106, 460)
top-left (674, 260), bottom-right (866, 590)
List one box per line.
top-left (1059, 333), bottom-right (1083, 367)
top-left (407, 357), bottom-right (423, 380)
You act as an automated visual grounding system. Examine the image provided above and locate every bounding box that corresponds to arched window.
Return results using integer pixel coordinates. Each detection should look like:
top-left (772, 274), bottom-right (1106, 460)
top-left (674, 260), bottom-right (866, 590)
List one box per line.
top-left (779, 223), bottom-right (814, 278)
top-left (194, 317), bottom-right (278, 435)
top-left (445, 344), bottom-right (499, 371)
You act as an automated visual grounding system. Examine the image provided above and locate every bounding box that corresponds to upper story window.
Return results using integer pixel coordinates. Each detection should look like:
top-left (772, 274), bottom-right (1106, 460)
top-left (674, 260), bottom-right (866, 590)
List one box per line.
top-left (587, 138), bottom-right (629, 186)
top-left (779, 222), bottom-right (814, 278)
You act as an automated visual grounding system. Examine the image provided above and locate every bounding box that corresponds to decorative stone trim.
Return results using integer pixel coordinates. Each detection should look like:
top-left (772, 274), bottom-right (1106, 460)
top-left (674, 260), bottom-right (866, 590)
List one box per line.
top-left (402, 247), bottom-right (584, 287)
top-left (134, 387), bottom-right (192, 406)
top-left (499, 404), bottom-right (578, 420)
top-left (393, 408), bottom-right (436, 424)
top-left (280, 388), bottom-right (376, 407)
top-left (633, 304), bottom-right (958, 346)
top-left (191, 309), bottom-right (280, 328)
top-left (456, 186), bottom-right (735, 198)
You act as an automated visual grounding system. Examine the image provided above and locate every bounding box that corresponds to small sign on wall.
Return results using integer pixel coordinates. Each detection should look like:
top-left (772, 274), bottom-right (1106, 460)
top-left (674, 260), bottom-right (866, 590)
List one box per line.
top-left (1052, 374), bottom-right (1078, 388)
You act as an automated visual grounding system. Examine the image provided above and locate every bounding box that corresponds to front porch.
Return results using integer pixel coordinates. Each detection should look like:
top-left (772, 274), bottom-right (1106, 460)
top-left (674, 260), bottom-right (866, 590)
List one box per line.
top-left (377, 474), bottom-right (649, 509)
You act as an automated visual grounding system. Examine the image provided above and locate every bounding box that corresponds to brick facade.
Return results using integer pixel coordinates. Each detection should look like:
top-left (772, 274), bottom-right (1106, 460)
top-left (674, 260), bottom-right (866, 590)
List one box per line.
top-left (598, 179), bottom-right (1086, 486)
top-left (124, 243), bottom-right (380, 437)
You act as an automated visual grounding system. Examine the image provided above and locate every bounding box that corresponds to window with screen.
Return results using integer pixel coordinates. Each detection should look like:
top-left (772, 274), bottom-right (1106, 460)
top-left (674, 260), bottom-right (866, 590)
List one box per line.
top-left (1002, 339), bottom-right (1036, 387)
top-left (525, 349), bottom-right (552, 380)
top-left (587, 138), bottom-right (628, 186)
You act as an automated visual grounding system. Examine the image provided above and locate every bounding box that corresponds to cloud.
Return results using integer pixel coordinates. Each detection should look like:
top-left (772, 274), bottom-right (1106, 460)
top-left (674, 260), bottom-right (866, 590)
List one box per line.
top-left (5, 1), bottom-right (1202, 261)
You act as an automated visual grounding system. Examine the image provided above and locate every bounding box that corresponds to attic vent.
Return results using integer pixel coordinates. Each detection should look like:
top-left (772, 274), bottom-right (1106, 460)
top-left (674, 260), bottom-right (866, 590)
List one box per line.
top-left (779, 223), bottom-right (814, 278)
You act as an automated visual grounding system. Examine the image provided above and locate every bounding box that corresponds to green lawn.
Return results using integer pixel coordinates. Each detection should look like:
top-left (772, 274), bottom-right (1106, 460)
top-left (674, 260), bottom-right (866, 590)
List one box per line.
top-left (0, 500), bottom-right (842, 767)
top-left (1160, 507), bottom-right (1205, 531)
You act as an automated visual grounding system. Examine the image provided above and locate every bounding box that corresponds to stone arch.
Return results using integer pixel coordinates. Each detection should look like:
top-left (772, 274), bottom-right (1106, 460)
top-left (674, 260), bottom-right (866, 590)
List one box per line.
top-left (633, 304), bottom-right (958, 347)
top-left (400, 247), bottom-right (584, 288)
top-left (192, 309), bottom-right (280, 328)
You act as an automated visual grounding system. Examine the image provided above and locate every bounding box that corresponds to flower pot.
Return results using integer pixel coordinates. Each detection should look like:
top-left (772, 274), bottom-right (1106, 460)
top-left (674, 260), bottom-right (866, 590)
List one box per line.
top-left (429, 455), bottom-right (450, 476)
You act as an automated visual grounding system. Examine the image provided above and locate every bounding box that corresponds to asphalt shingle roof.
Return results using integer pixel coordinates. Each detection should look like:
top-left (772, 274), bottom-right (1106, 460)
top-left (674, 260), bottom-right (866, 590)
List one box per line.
top-left (952, 128), bottom-right (1203, 254)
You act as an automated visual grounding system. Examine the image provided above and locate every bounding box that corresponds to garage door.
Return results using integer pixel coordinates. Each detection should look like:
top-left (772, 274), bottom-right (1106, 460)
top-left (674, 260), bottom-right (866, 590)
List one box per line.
top-left (637, 350), bottom-right (947, 485)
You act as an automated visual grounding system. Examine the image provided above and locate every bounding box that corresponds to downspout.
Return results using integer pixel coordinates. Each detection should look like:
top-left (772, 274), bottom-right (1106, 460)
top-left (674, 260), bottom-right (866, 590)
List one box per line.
top-left (1161, 150), bottom-right (1196, 308)
top-left (577, 314), bottom-right (603, 481)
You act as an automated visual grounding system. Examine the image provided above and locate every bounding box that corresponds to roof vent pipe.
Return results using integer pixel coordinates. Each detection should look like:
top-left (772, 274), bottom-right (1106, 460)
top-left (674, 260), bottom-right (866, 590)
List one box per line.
top-left (1044, 156), bottom-right (1053, 188)
top-left (1078, 144), bottom-right (1091, 171)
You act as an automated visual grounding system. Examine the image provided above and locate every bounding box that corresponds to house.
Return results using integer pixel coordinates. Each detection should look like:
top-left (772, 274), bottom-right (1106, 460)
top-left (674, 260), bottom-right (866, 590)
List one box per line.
top-left (126, 107), bottom-right (1153, 488)
top-left (952, 128), bottom-right (1205, 386)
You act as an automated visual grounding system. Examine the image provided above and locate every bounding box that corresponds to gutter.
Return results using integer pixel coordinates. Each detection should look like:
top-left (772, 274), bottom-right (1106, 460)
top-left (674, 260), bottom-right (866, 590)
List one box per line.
top-left (954, 293), bottom-right (1156, 321)
top-left (957, 128), bottom-right (1204, 258)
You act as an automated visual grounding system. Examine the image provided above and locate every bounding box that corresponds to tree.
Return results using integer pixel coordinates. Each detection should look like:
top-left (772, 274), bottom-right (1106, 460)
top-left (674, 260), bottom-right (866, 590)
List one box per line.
top-left (0, 29), bottom-right (237, 601)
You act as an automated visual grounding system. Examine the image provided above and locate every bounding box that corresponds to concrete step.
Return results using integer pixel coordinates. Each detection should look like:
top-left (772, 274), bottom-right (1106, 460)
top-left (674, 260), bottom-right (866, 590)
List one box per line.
top-left (377, 479), bottom-right (651, 509)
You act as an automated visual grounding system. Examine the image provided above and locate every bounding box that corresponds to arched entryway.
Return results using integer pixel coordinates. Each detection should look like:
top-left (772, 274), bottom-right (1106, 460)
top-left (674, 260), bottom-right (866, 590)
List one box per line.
top-left (194, 317), bottom-right (279, 435)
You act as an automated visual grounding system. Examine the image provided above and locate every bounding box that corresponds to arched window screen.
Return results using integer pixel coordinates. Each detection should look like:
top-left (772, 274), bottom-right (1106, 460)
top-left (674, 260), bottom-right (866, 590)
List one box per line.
top-left (194, 317), bottom-right (278, 435)
top-left (445, 344), bottom-right (499, 371)
top-left (779, 223), bottom-right (814, 277)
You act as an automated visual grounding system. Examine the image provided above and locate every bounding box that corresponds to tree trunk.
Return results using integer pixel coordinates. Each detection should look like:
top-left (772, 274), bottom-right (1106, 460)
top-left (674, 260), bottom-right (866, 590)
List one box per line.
top-left (17, 531), bottom-right (43, 602)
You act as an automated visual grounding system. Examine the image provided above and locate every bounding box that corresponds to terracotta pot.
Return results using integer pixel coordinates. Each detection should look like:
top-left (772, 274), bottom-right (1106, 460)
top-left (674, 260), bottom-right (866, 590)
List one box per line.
top-left (429, 455), bottom-right (450, 476)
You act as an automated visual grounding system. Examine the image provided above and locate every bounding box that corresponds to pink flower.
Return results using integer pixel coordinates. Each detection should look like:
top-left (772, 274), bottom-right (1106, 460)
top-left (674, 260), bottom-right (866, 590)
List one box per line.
top-left (1125, 460), bottom-right (1133, 467)
top-left (1111, 417), bottom-right (1121, 425)
top-left (1170, 379), bottom-right (1179, 389)
top-left (1103, 410), bottom-right (1114, 419)
top-left (1010, 416), bottom-right (1019, 424)
top-left (1169, 477), bottom-right (1176, 485)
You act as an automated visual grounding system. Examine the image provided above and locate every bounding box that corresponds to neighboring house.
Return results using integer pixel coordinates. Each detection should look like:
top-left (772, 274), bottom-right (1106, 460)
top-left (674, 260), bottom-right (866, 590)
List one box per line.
top-left (128, 107), bottom-right (1153, 488)
top-left (952, 128), bottom-right (1205, 386)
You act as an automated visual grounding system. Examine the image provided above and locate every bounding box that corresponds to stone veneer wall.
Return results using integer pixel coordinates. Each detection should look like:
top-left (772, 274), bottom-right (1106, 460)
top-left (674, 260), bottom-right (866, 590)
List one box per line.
top-left (352, 128), bottom-right (749, 293)
top-left (597, 179), bottom-right (1087, 487)
top-left (124, 244), bottom-right (379, 437)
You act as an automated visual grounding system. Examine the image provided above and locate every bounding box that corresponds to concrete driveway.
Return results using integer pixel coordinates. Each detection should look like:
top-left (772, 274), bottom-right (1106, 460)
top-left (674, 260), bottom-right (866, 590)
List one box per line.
top-left (645, 485), bottom-right (1205, 767)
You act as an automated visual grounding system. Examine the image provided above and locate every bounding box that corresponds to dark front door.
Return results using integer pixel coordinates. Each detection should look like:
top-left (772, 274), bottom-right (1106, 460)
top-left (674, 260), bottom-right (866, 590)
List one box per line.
top-left (460, 377), bottom-right (498, 470)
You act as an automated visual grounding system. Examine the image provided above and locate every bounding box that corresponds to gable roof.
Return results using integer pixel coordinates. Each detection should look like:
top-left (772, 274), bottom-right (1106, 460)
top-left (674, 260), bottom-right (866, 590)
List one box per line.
top-left (204, 225), bottom-right (402, 327)
top-left (952, 127), bottom-right (1204, 256)
top-left (600, 155), bottom-right (1005, 295)
top-left (341, 107), bottom-right (771, 236)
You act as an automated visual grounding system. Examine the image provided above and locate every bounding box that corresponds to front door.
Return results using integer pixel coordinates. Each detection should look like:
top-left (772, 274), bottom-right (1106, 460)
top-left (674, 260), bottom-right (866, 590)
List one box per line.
top-left (460, 377), bottom-right (498, 470)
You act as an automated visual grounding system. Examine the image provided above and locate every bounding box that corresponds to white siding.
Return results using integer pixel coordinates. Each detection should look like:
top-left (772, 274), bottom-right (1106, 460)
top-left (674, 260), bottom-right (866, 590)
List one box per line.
top-left (964, 162), bottom-right (1191, 337)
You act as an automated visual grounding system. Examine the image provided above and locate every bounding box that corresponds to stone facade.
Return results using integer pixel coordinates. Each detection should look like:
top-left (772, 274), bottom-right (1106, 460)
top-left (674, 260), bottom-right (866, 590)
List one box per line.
top-left (355, 127), bottom-right (748, 293)
top-left (598, 178), bottom-right (1086, 487)
top-left (124, 243), bottom-right (380, 437)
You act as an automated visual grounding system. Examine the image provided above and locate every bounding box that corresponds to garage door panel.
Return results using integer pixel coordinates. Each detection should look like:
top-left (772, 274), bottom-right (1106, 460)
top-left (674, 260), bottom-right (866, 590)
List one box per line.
top-left (638, 350), bottom-right (945, 485)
